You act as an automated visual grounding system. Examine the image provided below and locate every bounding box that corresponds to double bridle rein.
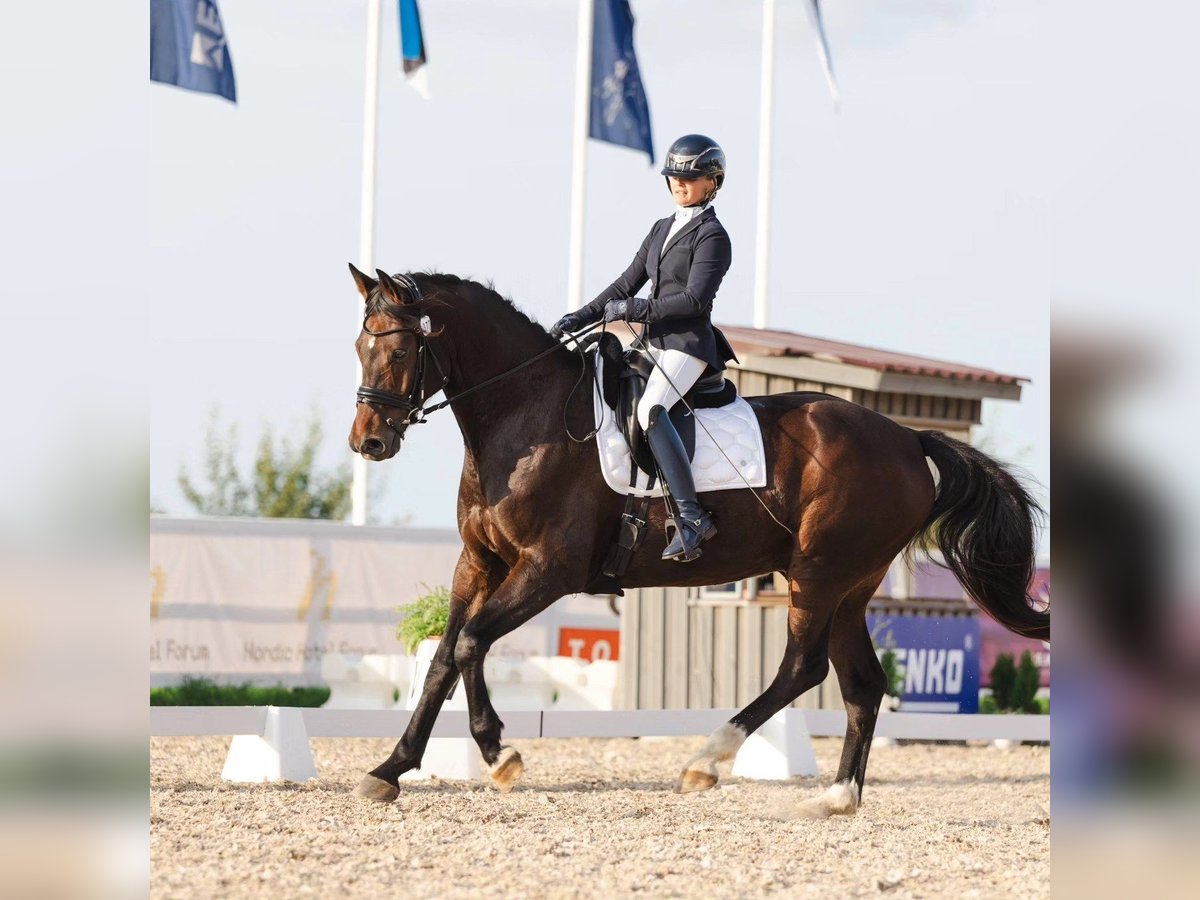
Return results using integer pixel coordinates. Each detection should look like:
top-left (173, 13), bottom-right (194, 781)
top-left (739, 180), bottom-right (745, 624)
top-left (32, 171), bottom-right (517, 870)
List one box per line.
top-left (355, 274), bottom-right (599, 434)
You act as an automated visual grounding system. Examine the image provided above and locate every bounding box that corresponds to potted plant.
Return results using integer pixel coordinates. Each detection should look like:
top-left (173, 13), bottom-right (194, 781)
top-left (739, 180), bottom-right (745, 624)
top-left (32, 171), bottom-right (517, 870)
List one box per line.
top-left (396, 583), bottom-right (451, 654)
top-left (393, 584), bottom-right (480, 780)
top-left (396, 584), bottom-right (452, 708)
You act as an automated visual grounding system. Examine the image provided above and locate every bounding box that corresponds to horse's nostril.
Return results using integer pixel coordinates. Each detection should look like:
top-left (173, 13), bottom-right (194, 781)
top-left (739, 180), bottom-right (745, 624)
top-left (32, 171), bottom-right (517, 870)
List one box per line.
top-left (361, 437), bottom-right (386, 456)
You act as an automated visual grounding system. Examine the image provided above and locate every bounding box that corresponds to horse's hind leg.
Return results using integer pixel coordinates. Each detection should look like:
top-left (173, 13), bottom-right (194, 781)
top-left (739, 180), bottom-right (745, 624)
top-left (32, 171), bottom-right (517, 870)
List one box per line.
top-left (355, 546), bottom-right (506, 802)
top-left (677, 564), bottom-right (839, 793)
top-left (794, 578), bottom-right (888, 819)
top-left (453, 553), bottom-right (569, 792)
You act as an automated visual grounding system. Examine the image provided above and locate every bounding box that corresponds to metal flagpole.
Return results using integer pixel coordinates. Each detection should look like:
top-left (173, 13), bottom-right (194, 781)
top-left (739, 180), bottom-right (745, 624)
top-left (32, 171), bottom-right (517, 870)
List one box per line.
top-left (566, 0), bottom-right (595, 312)
top-left (753, 0), bottom-right (778, 331)
top-left (351, 0), bottom-right (383, 526)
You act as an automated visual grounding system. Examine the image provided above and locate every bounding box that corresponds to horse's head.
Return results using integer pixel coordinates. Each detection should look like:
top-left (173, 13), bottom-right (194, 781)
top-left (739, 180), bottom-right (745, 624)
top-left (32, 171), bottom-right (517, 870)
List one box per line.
top-left (347, 265), bottom-right (441, 461)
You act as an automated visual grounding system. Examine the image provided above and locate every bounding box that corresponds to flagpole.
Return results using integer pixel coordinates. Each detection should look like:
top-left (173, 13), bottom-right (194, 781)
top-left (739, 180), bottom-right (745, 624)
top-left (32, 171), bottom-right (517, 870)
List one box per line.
top-left (566, 0), bottom-right (595, 313)
top-left (352, 0), bottom-right (383, 526)
top-left (753, 0), bottom-right (778, 331)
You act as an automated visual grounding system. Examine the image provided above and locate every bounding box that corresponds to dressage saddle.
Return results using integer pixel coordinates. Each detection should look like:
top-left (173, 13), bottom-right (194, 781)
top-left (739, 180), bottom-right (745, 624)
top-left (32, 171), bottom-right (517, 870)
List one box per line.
top-left (593, 331), bottom-right (738, 479)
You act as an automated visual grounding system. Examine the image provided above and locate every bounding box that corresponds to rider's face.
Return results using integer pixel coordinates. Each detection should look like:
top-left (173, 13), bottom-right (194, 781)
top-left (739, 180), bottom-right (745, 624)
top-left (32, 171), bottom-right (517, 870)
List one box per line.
top-left (669, 176), bottom-right (714, 207)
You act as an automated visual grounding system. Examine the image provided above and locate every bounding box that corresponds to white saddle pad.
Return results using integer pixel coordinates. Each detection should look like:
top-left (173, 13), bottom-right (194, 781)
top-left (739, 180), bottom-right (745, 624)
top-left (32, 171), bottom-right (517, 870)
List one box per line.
top-left (592, 351), bottom-right (768, 498)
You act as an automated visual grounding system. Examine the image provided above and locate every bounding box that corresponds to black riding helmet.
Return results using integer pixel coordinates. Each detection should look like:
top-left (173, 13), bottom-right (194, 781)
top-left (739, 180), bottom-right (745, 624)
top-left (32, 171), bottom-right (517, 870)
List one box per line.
top-left (661, 134), bottom-right (726, 202)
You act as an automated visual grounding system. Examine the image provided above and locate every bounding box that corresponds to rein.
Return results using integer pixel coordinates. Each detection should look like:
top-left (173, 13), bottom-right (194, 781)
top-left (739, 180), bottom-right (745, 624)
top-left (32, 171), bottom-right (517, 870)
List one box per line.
top-left (355, 275), bottom-right (603, 431)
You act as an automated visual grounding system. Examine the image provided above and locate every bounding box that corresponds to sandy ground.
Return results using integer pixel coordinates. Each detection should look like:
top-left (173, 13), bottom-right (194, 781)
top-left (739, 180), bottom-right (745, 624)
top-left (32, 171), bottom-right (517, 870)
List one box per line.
top-left (151, 735), bottom-right (1049, 899)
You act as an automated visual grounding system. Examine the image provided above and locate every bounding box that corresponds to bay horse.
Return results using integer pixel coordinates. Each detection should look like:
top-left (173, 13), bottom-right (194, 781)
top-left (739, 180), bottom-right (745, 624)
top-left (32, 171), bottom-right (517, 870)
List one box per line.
top-left (346, 266), bottom-right (1047, 816)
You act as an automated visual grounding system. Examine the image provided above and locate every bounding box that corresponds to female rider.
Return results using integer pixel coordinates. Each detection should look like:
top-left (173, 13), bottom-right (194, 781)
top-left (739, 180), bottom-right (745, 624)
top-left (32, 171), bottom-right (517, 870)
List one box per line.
top-left (550, 134), bottom-right (738, 563)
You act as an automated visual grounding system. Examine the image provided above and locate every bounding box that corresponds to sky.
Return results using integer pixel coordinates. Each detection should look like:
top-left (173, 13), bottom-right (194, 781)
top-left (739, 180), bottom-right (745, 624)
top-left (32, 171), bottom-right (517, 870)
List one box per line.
top-left (148, 0), bottom-right (1052, 546)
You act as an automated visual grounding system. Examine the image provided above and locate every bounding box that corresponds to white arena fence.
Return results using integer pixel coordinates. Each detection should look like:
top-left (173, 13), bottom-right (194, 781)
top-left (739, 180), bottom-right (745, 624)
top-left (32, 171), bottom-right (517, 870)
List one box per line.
top-left (150, 706), bottom-right (1050, 784)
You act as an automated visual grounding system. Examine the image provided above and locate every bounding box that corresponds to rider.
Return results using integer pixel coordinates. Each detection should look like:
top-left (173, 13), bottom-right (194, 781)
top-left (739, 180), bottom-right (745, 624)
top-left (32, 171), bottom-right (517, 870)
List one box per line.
top-left (550, 134), bottom-right (738, 563)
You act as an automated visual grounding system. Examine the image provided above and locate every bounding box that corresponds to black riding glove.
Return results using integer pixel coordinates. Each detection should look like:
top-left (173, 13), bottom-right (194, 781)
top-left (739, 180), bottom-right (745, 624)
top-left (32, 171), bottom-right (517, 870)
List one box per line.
top-left (550, 310), bottom-right (591, 340)
top-left (602, 296), bottom-right (650, 324)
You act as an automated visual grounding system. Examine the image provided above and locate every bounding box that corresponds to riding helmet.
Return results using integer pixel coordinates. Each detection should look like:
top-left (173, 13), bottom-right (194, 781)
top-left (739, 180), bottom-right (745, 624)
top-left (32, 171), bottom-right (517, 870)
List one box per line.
top-left (660, 134), bottom-right (726, 191)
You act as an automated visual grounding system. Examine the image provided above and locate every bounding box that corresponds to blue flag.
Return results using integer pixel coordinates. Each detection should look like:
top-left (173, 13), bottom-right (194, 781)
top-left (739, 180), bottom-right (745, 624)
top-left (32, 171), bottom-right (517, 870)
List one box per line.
top-left (398, 0), bottom-right (429, 97)
top-left (150, 0), bottom-right (236, 103)
top-left (590, 0), bottom-right (653, 162)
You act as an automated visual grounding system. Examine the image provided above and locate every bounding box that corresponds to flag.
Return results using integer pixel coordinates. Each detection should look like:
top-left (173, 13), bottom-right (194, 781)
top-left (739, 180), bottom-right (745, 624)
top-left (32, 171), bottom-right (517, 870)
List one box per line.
top-left (804, 0), bottom-right (840, 108)
top-left (150, 0), bottom-right (237, 103)
top-left (590, 0), bottom-right (654, 162)
top-left (398, 0), bottom-right (429, 98)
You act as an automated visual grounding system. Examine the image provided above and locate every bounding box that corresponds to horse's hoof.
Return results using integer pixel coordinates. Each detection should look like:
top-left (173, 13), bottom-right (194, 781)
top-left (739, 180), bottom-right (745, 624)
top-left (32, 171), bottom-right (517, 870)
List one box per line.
top-left (795, 782), bottom-right (859, 819)
top-left (676, 765), bottom-right (719, 794)
top-left (354, 774), bottom-right (400, 803)
top-left (488, 746), bottom-right (524, 793)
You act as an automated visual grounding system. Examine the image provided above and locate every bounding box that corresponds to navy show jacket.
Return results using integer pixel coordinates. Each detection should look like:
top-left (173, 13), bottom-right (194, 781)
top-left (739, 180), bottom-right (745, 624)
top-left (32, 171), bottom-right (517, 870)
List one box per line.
top-left (580, 206), bottom-right (738, 372)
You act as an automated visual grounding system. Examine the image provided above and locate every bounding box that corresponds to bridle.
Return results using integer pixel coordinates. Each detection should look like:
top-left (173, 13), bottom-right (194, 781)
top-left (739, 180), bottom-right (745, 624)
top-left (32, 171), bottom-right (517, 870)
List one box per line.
top-left (355, 274), bottom-right (449, 432)
top-left (355, 274), bottom-right (601, 435)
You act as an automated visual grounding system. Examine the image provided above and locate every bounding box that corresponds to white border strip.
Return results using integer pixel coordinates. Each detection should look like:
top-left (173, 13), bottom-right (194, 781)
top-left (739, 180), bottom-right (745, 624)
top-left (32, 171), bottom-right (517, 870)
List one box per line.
top-left (151, 707), bottom-right (1049, 743)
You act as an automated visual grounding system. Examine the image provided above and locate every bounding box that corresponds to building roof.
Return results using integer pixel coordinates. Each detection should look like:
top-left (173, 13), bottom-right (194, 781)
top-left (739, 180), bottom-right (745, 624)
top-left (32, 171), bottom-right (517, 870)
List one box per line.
top-left (718, 324), bottom-right (1027, 385)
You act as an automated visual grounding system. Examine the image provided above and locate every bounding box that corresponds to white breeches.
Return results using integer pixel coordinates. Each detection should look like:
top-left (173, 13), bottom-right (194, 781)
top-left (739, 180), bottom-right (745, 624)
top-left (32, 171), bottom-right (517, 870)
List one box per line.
top-left (636, 348), bottom-right (708, 431)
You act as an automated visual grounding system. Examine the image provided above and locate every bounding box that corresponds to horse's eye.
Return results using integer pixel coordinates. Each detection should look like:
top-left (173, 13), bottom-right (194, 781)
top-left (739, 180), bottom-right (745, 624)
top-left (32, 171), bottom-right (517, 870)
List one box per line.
top-left (391, 349), bottom-right (408, 361)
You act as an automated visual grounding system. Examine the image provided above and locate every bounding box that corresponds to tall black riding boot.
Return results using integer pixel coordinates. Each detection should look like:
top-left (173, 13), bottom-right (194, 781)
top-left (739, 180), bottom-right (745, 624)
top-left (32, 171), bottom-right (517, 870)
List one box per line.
top-left (645, 405), bottom-right (717, 562)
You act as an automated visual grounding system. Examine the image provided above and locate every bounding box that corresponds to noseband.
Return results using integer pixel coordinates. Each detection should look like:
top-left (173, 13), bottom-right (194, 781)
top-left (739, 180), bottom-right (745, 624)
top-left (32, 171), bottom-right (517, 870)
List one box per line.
top-left (355, 275), bottom-right (448, 431)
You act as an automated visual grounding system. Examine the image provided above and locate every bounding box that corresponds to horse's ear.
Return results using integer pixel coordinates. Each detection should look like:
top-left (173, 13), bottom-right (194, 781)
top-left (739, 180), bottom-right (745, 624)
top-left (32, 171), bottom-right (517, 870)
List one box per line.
top-left (348, 263), bottom-right (377, 301)
top-left (375, 269), bottom-right (414, 305)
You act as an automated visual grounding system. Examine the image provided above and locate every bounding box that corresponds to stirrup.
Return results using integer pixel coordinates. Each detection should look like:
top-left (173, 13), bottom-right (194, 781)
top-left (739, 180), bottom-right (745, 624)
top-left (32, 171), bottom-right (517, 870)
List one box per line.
top-left (663, 515), bottom-right (717, 562)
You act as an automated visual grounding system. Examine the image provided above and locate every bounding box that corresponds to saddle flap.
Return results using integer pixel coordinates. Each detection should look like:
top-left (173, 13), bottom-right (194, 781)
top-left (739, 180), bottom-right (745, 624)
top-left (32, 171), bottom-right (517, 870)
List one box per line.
top-left (597, 332), bottom-right (625, 409)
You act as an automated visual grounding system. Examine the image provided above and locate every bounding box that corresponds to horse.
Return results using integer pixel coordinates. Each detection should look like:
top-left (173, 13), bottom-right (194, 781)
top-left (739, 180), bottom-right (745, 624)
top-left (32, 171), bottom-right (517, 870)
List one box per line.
top-left (345, 265), bottom-right (1047, 816)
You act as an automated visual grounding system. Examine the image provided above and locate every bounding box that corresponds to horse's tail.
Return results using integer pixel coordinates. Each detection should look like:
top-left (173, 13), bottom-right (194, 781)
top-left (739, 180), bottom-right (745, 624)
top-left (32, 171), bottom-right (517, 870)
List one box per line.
top-left (910, 431), bottom-right (1048, 640)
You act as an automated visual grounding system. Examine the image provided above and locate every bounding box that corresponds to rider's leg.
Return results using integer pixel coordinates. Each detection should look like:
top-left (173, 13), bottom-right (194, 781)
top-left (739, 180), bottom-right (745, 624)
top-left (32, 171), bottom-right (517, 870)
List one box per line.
top-left (635, 348), bottom-right (708, 432)
top-left (637, 349), bottom-right (713, 562)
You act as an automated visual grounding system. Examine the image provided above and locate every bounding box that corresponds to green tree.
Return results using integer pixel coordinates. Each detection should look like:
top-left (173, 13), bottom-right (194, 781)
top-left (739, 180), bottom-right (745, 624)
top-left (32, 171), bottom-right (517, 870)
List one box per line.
top-left (990, 653), bottom-right (1017, 711)
top-left (178, 409), bottom-right (352, 520)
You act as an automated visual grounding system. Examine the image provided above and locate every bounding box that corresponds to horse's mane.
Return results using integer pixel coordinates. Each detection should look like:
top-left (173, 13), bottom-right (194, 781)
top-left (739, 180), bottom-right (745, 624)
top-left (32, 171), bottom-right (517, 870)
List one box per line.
top-left (365, 271), bottom-right (553, 340)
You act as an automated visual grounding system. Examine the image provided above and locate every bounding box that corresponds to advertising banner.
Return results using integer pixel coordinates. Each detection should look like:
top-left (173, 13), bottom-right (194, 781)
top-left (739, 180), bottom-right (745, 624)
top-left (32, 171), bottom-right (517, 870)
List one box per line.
top-left (150, 518), bottom-right (621, 686)
top-left (150, 518), bottom-right (463, 685)
top-left (867, 614), bottom-right (980, 713)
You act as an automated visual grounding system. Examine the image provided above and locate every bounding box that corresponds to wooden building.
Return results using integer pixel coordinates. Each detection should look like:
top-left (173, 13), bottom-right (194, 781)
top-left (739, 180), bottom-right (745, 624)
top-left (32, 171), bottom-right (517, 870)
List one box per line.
top-left (616, 325), bottom-right (1027, 711)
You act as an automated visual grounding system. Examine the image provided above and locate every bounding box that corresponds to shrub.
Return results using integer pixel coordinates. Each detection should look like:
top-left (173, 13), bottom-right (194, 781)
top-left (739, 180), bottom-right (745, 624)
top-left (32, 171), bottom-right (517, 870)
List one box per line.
top-left (396, 584), bottom-right (452, 654)
top-left (990, 653), bottom-right (1017, 711)
top-left (1014, 650), bottom-right (1042, 713)
top-left (979, 694), bottom-right (999, 714)
top-left (880, 649), bottom-right (904, 699)
top-left (150, 677), bottom-right (330, 707)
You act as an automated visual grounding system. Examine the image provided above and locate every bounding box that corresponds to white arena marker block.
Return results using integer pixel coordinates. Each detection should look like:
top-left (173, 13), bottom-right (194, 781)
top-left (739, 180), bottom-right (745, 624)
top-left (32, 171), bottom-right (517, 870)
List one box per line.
top-left (221, 706), bottom-right (317, 783)
top-left (732, 709), bottom-right (819, 781)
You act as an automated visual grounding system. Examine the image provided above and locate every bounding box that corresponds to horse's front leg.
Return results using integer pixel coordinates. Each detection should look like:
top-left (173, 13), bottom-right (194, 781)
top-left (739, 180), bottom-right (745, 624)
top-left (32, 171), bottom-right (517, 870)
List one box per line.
top-left (453, 552), bottom-right (568, 792)
top-left (355, 546), bottom-right (506, 802)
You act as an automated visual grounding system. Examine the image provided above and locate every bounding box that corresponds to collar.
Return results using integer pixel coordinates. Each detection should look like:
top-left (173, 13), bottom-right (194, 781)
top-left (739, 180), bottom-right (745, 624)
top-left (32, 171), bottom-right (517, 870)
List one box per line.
top-left (673, 202), bottom-right (710, 222)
